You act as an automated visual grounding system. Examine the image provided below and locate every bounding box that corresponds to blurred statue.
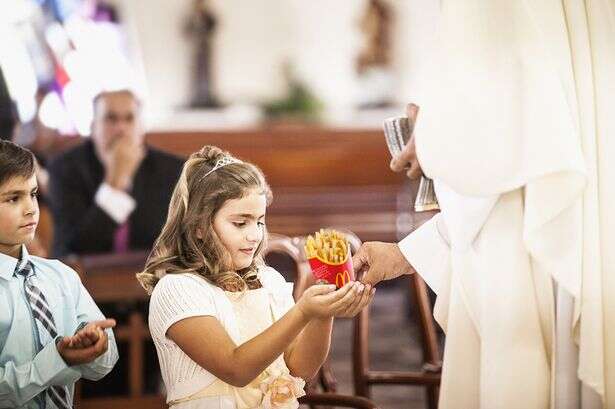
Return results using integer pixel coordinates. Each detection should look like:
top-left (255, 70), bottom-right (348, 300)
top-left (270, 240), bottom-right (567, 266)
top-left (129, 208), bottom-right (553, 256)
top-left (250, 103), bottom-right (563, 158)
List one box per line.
top-left (185, 0), bottom-right (220, 108)
top-left (357, 0), bottom-right (392, 73)
top-left (356, 0), bottom-right (395, 109)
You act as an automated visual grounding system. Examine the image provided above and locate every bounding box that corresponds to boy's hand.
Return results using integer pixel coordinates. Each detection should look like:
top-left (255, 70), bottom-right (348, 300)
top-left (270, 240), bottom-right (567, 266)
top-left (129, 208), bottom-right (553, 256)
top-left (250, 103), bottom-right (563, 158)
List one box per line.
top-left (57, 319), bottom-right (116, 365)
top-left (69, 319), bottom-right (116, 348)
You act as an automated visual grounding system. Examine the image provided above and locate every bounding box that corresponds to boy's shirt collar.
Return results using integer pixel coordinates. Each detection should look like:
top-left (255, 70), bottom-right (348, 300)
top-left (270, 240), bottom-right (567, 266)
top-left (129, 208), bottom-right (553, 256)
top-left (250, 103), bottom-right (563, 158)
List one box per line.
top-left (0, 244), bottom-right (32, 281)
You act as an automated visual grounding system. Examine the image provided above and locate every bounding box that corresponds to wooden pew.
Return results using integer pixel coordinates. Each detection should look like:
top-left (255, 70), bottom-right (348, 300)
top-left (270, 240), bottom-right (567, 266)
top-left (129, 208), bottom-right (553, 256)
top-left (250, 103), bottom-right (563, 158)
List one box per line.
top-left (69, 251), bottom-right (165, 409)
top-left (148, 127), bottom-right (409, 242)
top-left (51, 128), bottom-right (410, 243)
top-left (146, 127), bottom-right (403, 188)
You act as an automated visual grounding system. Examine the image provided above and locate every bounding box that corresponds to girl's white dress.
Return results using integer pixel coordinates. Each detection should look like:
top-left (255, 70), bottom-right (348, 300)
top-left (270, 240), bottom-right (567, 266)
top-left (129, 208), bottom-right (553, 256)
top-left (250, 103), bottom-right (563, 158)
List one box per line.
top-left (148, 266), bottom-right (305, 409)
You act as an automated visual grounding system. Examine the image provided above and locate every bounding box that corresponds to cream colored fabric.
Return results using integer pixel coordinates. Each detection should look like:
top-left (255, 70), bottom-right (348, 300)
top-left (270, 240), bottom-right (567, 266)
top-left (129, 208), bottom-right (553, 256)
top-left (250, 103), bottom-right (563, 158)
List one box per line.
top-left (400, 0), bottom-right (615, 407)
top-left (170, 288), bottom-right (297, 409)
top-left (149, 266), bottom-right (295, 405)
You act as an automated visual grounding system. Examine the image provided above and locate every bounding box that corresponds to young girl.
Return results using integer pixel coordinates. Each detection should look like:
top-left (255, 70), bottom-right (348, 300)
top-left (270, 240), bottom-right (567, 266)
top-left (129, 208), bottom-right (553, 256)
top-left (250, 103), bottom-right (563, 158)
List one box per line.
top-left (137, 146), bottom-right (374, 409)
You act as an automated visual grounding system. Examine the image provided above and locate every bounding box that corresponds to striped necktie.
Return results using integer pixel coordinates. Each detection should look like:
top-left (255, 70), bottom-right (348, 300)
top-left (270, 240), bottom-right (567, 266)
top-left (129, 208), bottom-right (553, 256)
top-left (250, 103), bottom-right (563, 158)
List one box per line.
top-left (16, 262), bottom-right (72, 409)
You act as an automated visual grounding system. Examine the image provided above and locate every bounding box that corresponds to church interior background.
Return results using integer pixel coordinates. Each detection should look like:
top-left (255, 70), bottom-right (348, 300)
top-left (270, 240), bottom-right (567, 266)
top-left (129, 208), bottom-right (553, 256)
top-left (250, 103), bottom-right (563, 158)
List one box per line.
top-left (0, 1), bottom-right (443, 408)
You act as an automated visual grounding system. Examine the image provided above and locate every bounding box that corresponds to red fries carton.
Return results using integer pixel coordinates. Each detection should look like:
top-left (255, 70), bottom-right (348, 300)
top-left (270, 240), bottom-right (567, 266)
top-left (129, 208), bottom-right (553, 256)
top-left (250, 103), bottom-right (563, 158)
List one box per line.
top-left (305, 229), bottom-right (355, 288)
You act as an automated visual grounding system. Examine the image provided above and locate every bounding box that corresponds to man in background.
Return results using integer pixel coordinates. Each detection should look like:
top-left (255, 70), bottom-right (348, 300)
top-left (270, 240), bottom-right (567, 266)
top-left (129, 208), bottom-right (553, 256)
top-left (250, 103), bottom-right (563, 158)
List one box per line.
top-left (48, 89), bottom-right (182, 257)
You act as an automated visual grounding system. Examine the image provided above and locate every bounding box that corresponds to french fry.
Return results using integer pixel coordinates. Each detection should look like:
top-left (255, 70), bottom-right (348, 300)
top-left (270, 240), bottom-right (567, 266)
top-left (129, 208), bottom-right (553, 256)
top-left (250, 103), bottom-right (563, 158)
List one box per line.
top-left (304, 229), bottom-right (351, 265)
top-left (304, 228), bottom-right (355, 288)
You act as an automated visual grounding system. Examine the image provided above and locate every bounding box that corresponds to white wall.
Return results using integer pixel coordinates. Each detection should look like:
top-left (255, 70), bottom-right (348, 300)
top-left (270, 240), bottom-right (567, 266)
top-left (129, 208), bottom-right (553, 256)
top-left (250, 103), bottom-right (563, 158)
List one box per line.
top-left (395, 0), bottom-right (440, 105)
top-left (108, 0), bottom-right (193, 124)
top-left (288, 0), bottom-right (364, 115)
top-left (111, 0), bottom-right (440, 128)
top-left (210, 0), bottom-right (293, 103)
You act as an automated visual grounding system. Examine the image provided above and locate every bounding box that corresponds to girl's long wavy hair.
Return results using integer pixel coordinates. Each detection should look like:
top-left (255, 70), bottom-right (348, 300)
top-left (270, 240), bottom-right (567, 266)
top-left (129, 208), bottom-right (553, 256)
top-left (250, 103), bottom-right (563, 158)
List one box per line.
top-left (136, 145), bottom-right (272, 295)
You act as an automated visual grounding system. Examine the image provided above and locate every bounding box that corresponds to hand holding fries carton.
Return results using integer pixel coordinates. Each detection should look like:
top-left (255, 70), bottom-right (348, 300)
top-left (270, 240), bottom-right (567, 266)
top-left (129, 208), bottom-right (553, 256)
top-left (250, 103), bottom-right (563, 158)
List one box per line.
top-left (304, 229), bottom-right (354, 288)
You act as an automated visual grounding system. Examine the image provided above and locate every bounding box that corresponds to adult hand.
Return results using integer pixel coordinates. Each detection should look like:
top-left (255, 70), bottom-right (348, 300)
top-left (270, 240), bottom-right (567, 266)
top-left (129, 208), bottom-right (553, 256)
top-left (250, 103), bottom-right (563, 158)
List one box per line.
top-left (353, 241), bottom-right (415, 286)
top-left (101, 135), bottom-right (145, 191)
top-left (57, 319), bottom-right (116, 365)
top-left (390, 103), bottom-right (422, 180)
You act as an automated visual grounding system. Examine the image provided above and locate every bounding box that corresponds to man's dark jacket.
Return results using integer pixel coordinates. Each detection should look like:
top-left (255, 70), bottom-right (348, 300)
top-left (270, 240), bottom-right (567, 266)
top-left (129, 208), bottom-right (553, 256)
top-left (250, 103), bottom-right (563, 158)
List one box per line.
top-left (48, 140), bottom-right (183, 257)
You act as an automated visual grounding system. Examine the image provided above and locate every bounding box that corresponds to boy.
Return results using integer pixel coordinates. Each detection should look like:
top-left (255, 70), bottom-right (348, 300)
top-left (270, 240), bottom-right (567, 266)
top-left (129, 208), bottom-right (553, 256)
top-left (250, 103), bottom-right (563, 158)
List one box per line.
top-left (0, 140), bottom-right (118, 408)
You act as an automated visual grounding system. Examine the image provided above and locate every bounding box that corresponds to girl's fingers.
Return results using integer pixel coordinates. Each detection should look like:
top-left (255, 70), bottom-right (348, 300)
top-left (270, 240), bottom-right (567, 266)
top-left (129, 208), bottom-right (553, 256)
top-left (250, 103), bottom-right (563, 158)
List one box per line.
top-left (330, 282), bottom-right (362, 312)
top-left (340, 285), bottom-right (375, 317)
top-left (354, 286), bottom-right (375, 315)
top-left (342, 283), bottom-right (368, 315)
top-left (308, 284), bottom-right (338, 296)
top-left (318, 281), bottom-right (354, 304)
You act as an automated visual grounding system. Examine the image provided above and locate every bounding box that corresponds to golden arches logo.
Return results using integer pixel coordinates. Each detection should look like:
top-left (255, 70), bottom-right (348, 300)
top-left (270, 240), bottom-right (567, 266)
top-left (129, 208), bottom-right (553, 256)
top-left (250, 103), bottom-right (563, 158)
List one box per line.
top-left (335, 270), bottom-right (351, 288)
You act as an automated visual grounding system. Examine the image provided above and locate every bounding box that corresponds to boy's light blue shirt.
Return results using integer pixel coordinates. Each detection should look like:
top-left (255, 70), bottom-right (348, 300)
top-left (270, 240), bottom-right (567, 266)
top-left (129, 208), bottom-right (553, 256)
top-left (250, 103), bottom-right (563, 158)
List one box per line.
top-left (0, 246), bottom-right (119, 408)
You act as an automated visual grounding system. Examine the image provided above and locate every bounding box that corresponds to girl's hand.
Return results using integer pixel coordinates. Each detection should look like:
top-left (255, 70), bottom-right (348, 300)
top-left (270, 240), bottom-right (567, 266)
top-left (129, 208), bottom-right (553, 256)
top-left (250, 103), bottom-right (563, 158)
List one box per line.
top-left (296, 282), bottom-right (362, 319)
top-left (334, 283), bottom-right (375, 318)
top-left (296, 284), bottom-right (337, 319)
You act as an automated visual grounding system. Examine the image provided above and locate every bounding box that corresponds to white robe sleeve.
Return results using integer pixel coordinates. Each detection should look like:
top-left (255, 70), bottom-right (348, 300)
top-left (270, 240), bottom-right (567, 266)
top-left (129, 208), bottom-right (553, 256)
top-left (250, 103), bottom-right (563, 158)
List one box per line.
top-left (398, 213), bottom-right (450, 296)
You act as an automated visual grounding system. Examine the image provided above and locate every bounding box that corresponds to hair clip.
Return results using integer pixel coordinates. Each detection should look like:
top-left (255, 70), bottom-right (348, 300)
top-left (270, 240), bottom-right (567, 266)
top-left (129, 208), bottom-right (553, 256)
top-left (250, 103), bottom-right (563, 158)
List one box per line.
top-left (202, 156), bottom-right (242, 178)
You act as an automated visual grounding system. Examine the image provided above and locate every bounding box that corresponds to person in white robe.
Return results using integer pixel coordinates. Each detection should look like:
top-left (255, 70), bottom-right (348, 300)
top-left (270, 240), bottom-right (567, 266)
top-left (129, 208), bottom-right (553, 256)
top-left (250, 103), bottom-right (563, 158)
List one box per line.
top-left (353, 1), bottom-right (615, 408)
